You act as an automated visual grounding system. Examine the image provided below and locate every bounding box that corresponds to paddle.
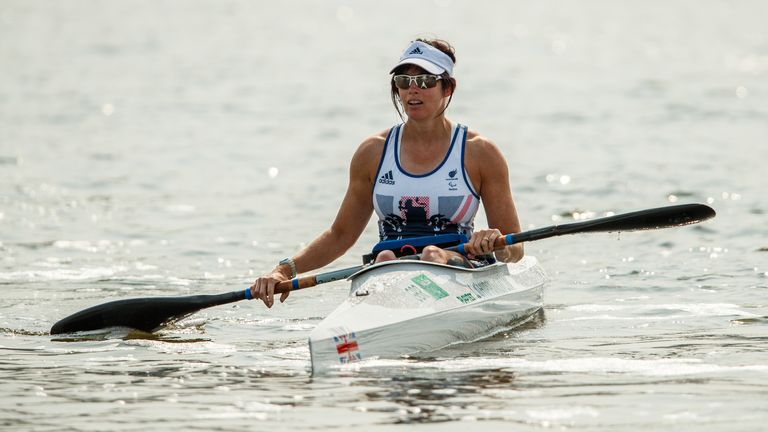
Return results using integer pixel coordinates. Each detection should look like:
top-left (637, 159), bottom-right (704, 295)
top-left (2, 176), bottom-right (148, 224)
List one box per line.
top-left (454, 202), bottom-right (717, 254)
top-left (50, 203), bottom-right (715, 335)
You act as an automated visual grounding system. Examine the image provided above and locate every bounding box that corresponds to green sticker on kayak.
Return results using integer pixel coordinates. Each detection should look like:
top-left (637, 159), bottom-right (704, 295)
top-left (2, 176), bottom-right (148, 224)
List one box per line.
top-left (411, 274), bottom-right (448, 300)
top-left (456, 292), bottom-right (476, 304)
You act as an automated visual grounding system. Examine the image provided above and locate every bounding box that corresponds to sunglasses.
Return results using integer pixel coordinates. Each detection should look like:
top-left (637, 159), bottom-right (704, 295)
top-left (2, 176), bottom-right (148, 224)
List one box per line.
top-left (392, 74), bottom-right (443, 90)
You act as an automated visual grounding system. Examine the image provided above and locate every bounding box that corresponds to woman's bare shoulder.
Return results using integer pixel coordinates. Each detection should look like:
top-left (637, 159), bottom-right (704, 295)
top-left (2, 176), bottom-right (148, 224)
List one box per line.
top-left (350, 128), bottom-right (391, 175)
top-left (359, 128), bottom-right (390, 150)
top-left (353, 129), bottom-right (389, 160)
top-left (464, 128), bottom-right (505, 160)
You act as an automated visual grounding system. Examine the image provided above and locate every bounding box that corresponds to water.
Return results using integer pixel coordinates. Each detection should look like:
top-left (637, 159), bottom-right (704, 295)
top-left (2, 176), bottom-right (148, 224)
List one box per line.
top-left (1, 0), bottom-right (767, 430)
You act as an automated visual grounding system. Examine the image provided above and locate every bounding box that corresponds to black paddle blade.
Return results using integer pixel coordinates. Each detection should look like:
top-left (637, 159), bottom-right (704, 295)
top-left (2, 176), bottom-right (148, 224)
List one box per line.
top-left (514, 203), bottom-right (715, 243)
top-left (50, 291), bottom-right (246, 335)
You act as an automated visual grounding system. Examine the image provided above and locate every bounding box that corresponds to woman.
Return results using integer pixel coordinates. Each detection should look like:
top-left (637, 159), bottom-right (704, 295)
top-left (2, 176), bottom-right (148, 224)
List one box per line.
top-left (251, 38), bottom-right (524, 307)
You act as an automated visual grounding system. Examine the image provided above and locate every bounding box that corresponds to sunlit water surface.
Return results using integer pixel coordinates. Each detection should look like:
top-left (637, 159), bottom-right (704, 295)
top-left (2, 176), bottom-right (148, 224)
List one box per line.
top-left (1, 1), bottom-right (767, 430)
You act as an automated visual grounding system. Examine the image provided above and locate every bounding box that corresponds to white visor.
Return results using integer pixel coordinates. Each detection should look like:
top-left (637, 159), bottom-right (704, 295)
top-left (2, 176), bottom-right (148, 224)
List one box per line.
top-left (390, 41), bottom-right (454, 76)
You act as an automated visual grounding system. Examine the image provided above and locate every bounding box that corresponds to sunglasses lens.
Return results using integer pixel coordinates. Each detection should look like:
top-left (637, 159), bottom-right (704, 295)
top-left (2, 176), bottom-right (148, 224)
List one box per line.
top-left (393, 76), bottom-right (410, 89)
top-left (419, 76), bottom-right (437, 88)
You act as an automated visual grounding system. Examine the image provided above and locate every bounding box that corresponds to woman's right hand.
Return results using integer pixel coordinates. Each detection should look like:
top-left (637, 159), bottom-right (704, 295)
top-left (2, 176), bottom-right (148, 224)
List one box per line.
top-left (250, 269), bottom-right (290, 308)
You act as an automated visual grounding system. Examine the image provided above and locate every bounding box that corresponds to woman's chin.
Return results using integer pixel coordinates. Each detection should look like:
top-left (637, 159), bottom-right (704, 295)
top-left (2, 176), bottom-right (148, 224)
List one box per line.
top-left (404, 108), bottom-right (431, 120)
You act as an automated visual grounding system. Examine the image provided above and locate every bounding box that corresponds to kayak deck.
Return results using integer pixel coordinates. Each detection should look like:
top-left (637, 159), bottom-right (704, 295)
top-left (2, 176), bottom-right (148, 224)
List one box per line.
top-left (309, 256), bottom-right (547, 373)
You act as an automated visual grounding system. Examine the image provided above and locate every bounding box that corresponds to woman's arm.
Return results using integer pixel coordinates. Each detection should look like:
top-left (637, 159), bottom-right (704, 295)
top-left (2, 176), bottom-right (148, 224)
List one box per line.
top-left (465, 133), bottom-right (524, 263)
top-left (251, 133), bottom-right (385, 307)
top-left (289, 137), bottom-right (382, 273)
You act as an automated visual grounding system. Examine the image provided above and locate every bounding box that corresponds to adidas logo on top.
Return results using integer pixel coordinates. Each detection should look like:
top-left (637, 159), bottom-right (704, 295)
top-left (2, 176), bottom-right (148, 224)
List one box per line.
top-left (378, 170), bottom-right (395, 185)
top-left (408, 47), bottom-right (423, 55)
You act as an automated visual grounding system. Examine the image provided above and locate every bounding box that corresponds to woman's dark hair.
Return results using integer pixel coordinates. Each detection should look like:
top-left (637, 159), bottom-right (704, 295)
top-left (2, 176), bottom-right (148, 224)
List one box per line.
top-left (390, 38), bottom-right (457, 120)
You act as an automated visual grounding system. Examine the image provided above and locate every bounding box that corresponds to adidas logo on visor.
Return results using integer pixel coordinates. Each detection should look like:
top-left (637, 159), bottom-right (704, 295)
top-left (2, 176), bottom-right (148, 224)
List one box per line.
top-left (392, 41), bottom-right (454, 76)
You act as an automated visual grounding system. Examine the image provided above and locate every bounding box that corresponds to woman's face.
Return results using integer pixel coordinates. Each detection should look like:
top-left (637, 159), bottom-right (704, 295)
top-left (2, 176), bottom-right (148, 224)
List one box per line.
top-left (396, 65), bottom-right (452, 121)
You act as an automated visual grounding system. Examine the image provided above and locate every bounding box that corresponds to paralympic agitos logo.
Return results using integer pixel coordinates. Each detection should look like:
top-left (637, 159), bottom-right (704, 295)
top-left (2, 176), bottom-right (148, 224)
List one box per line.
top-left (446, 168), bottom-right (458, 191)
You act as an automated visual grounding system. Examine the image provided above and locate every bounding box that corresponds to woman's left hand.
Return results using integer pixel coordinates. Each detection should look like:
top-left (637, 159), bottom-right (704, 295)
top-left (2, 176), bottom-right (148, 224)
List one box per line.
top-left (465, 229), bottom-right (502, 259)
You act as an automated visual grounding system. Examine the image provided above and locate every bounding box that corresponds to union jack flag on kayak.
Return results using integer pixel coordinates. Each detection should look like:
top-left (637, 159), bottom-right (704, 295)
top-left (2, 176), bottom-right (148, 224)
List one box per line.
top-left (333, 332), bottom-right (362, 364)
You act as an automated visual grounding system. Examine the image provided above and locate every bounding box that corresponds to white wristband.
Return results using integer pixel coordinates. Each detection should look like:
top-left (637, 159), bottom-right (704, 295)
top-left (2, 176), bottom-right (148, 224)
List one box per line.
top-left (279, 257), bottom-right (297, 278)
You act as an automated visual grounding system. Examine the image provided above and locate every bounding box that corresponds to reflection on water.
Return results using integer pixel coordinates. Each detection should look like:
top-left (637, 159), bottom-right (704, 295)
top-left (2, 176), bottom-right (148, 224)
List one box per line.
top-left (49, 327), bottom-right (212, 344)
top-left (363, 368), bottom-right (520, 424)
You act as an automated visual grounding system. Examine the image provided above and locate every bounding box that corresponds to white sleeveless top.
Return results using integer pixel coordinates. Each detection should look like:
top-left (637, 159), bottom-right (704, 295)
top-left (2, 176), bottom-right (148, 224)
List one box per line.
top-left (373, 123), bottom-right (480, 241)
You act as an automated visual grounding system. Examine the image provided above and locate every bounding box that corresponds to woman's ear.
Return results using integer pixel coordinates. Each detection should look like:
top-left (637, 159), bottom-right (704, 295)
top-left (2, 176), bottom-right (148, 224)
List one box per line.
top-left (444, 78), bottom-right (456, 97)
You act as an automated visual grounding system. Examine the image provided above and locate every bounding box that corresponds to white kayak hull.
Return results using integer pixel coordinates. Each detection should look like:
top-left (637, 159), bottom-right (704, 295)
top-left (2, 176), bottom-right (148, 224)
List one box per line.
top-left (309, 256), bottom-right (547, 373)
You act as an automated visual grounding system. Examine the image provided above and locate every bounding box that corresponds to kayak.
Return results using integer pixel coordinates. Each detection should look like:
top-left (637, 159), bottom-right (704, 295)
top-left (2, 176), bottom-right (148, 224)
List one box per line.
top-left (308, 255), bottom-right (547, 373)
top-left (49, 204), bottom-right (713, 369)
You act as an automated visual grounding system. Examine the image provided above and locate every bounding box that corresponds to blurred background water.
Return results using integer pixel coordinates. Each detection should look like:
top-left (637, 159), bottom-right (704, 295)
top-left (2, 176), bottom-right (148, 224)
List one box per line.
top-left (1, 0), bottom-right (767, 430)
